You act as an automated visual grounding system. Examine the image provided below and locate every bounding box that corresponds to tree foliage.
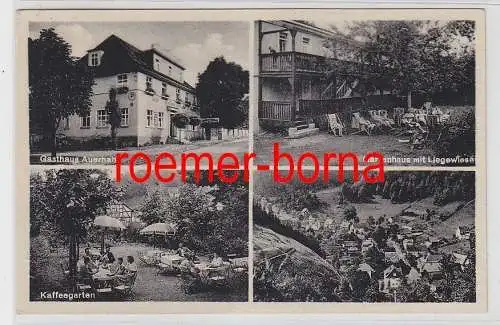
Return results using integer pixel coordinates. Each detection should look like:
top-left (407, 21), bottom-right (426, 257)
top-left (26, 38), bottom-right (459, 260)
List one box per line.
top-left (106, 88), bottom-right (121, 148)
top-left (29, 28), bottom-right (94, 156)
top-left (30, 169), bottom-right (117, 276)
top-left (196, 56), bottom-right (249, 129)
top-left (140, 175), bottom-right (249, 256)
top-left (327, 20), bottom-right (475, 105)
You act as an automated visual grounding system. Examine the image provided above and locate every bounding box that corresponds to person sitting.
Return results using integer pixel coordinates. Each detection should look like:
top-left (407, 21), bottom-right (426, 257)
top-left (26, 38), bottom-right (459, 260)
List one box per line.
top-left (124, 256), bottom-right (138, 276)
top-left (110, 257), bottom-right (125, 276)
top-left (78, 256), bottom-right (98, 286)
top-left (210, 253), bottom-right (224, 268)
top-left (100, 246), bottom-right (115, 265)
top-left (177, 243), bottom-right (194, 259)
top-left (83, 248), bottom-right (98, 269)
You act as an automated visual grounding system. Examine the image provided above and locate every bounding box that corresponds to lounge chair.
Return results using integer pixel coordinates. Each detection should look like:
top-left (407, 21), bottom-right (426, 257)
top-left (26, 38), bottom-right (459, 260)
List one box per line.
top-left (393, 107), bottom-right (406, 126)
top-left (378, 109), bottom-right (396, 127)
top-left (351, 112), bottom-right (375, 135)
top-left (327, 113), bottom-right (344, 136)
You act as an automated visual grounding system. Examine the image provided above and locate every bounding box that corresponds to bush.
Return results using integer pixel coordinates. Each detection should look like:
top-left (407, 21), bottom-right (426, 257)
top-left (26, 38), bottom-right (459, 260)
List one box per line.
top-left (259, 120), bottom-right (291, 135)
top-left (434, 107), bottom-right (475, 161)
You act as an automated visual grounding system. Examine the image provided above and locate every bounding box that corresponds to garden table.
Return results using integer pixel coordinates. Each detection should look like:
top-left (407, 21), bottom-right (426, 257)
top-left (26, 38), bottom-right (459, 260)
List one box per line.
top-left (93, 267), bottom-right (114, 294)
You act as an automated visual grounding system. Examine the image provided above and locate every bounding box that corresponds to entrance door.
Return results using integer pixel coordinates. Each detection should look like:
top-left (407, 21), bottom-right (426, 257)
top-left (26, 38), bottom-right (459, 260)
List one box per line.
top-left (169, 119), bottom-right (176, 138)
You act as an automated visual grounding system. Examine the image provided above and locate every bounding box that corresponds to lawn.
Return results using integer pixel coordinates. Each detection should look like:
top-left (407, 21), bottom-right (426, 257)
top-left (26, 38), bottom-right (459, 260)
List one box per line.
top-left (255, 133), bottom-right (437, 166)
top-left (31, 242), bottom-right (247, 302)
top-left (255, 106), bottom-right (475, 167)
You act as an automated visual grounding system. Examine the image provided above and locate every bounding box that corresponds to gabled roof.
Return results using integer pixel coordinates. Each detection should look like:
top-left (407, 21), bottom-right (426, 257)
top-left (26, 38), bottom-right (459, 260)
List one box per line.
top-left (81, 34), bottom-right (194, 93)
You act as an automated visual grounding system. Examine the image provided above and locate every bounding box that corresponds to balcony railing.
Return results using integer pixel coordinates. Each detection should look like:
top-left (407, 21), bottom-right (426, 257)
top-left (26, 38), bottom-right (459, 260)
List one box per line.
top-left (260, 52), bottom-right (365, 75)
top-left (259, 101), bottom-right (293, 121)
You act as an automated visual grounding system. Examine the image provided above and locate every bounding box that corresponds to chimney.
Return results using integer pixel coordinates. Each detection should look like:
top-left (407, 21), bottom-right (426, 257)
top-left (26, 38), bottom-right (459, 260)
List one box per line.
top-left (151, 43), bottom-right (160, 50)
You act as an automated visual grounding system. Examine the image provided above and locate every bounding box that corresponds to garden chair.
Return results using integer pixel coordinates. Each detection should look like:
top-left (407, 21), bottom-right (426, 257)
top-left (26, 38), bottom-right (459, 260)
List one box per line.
top-left (206, 267), bottom-right (230, 290)
top-left (113, 272), bottom-right (137, 297)
top-left (378, 109), bottom-right (396, 127)
top-left (393, 107), bottom-right (406, 126)
top-left (75, 273), bottom-right (94, 293)
top-left (368, 110), bottom-right (387, 129)
top-left (326, 113), bottom-right (344, 136)
top-left (60, 262), bottom-right (70, 279)
top-left (351, 112), bottom-right (375, 135)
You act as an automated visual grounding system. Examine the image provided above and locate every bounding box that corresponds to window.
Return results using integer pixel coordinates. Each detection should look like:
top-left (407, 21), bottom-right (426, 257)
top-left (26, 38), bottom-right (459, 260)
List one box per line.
top-left (64, 118), bottom-right (70, 130)
top-left (146, 109), bottom-right (153, 127)
top-left (168, 66), bottom-right (172, 76)
top-left (161, 82), bottom-right (167, 97)
top-left (155, 58), bottom-right (160, 70)
top-left (81, 113), bottom-right (91, 128)
top-left (117, 74), bottom-right (128, 88)
top-left (97, 110), bottom-right (108, 128)
top-left (153, 112), bottom-right (159, 127)
top-left (90, 52), bottom-right (99, 66)
top-left (146, 76), bottom-right (153, 90)
top-left (302, 37), bottom-right (310, 46)
top-left (158, 112), bottom-right (164, 128)
top-left (176, 88), bottom-right (181, 102)
top-left (120, 108), bottom-right (129, 127)
top-left (279, 32), bottom-right (288, 52)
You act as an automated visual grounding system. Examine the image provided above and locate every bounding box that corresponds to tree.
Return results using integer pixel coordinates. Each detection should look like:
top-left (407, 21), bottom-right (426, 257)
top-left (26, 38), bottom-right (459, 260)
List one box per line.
top-left (329, 20), bottom-right (475, 107)
top-left (29, 28), bottom-right (94, 156)
top-left (140, 190), bottom-right (167, 225)
top-left (196, 56), bottom-right (249, 129)
top-left (30, 170), bottom-right (117, 283)
top-left (106, 88), bottom-right (121, 149)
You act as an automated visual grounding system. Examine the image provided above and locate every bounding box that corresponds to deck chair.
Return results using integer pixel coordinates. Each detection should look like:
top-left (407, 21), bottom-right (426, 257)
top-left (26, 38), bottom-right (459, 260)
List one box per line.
top-left (393, 107), bottom-right (406, 126)
top-left (378, 110), bottom-right (396, 127)
top-left (327, 113), bottom-right (344, 136)
top-left (368, 110), bottom-right (386, 129)
top-left (351, 112), bottom-right (375, 135)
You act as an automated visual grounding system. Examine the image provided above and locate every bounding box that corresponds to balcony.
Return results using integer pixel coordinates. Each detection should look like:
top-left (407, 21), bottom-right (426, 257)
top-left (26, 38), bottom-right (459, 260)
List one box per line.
top-left (260, 52), bottom-right (365, 75)
top-left (259, 101), bottom-right (293, 121)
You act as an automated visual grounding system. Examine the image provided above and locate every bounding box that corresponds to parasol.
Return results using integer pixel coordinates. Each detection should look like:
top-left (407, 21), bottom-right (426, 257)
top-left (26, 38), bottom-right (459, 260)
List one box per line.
top-left (140, 222), bottom-right (177, 236)
top-left (94, 215), bottom-right (126, 253)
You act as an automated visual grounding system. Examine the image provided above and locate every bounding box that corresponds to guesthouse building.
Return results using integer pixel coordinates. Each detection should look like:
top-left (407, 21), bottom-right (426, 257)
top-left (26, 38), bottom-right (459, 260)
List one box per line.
top-left (59, 34), bottom-right (202, 146)
top-left (254, 20), bottom-right (394, 137)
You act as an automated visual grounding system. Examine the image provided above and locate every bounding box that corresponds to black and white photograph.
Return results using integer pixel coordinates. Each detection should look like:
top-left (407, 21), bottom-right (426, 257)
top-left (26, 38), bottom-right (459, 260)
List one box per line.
top-left (254, 20), bottom-right (476, 166)
top-left (253, 171), bottom-right (476, 302)
top-left (28, 21), bottom-right (249, 165)
top-left (29, 169), bottom-right (248, 301)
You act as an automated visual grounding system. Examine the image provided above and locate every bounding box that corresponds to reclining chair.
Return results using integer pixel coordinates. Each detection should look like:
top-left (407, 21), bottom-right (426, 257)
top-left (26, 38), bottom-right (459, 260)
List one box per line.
top-left (327, 113), bottom-right (344, 136)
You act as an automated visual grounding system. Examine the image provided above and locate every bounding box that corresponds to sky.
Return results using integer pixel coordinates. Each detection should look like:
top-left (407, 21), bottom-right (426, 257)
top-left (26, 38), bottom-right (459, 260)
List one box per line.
top-left (29, 22), bottom-right (249, 86)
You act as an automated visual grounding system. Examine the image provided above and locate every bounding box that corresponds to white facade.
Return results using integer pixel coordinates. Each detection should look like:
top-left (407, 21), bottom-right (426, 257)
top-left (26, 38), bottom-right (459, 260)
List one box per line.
top-left (59, 52), bottom-right (200, 146)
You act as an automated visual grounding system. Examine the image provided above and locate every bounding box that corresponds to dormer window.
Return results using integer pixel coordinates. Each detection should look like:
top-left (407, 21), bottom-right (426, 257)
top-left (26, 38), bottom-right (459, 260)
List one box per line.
top-left (117, 74), bottom-right (128, 88)
top-left (88, 51), bottom-right (103, 67)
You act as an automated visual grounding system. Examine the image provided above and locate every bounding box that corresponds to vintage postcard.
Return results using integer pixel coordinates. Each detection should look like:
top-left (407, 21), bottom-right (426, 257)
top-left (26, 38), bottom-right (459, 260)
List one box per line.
top-left (16, 8), bottom-right (486, 314)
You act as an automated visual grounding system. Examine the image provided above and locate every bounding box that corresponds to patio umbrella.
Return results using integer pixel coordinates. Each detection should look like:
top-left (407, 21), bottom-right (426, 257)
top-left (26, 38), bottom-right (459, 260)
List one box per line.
top-left (94, 215), bottom-right (126, 253)
top-left (140, 223), bottom-right (177, 249)
top-left (140, 222), bottom-right (176, 236)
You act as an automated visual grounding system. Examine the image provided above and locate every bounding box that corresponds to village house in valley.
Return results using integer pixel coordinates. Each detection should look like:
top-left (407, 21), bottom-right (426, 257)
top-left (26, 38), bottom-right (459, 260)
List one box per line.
top-left (59, 35), bottom-right (201, 146)
top-left (255, 20), bottom-right (393, 137)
